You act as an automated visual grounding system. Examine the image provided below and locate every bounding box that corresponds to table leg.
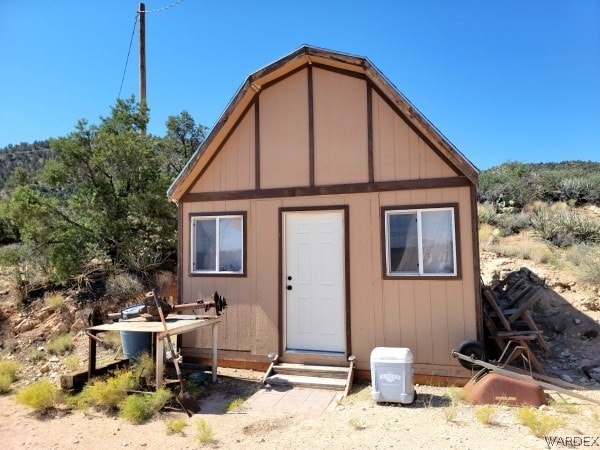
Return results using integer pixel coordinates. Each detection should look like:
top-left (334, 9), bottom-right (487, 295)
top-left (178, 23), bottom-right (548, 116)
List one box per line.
top-left (88, 330), bottom-right (97, 380)
top-left (211, 323), bottom-right (218, 382)
top-left (156, 333), bottom-right (164, 389)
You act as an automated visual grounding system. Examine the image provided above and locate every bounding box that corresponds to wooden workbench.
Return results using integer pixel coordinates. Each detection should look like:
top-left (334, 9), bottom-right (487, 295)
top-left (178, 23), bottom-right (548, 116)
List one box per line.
top-left (87, 315), bottom-right (221, 388)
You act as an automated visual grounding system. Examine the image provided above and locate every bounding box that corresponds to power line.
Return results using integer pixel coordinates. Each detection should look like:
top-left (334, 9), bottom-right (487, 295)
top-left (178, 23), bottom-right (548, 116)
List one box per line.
top-left (117, 1), bottom-right (184, 100)
top-left (117, 14), bottom-right (139, 99)
top-left (141, 0), bottom-right (184, 13)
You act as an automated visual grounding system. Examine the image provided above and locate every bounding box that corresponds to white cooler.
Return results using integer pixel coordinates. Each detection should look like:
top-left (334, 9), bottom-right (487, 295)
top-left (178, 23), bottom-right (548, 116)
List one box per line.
top-left (370, 347), bottom-right (415, 404)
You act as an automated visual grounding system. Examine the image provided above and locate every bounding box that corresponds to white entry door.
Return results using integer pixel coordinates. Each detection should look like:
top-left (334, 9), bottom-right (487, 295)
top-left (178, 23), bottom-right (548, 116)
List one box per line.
top-left (284, 211), bottom-right (345, 353)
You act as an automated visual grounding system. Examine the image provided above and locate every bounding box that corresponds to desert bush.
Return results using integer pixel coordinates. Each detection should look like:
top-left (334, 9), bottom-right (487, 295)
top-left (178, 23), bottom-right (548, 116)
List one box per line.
top-left (477, 202), bottom-right (497, 225)
top-left (496, 212), bottom-right (531, 236)
top-left (27, 348), bottom-right (46, 363)
top-left (194, 418), bottom-right (215, 445)
top-left (516, 406), bottom-right (564, 437)
top-left (559, 178), bottom-right (593, 205)
top-left (16, 379), bottom-right (63, 410)
top-left (118, 388), bottom-right (172, 424)
top-left (63, 354), bottom-right (81, 372)
top-left (105, 272), bottom-right (144, 300)
top-left (46, 333), bottom-right (73, 355)
top-left (530, 206), bottom-right (600, 247)
top-left (131, 352), bottom-right (155, 381)
top-left (0, 360), bottom-right (20, 393)
top-left (45, 293), bottom-right (67, 312)
top-left (164, 418), bottom-right (187, 435)
top-left (223, 397), bottom-right (245, 413)
top-left (100, 331), bottom-right (122, 351)
top-left (75, 369), bottom-right (138, 410)
top-left (475, 405), bottom-right (495, 424)
top-left (565, 244), bottom-right (600, 284)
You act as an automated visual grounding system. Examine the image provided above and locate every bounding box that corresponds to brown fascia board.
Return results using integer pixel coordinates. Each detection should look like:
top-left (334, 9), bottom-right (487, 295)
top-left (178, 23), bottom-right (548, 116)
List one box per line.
top-left (167, 46), bottom-right (479, 201)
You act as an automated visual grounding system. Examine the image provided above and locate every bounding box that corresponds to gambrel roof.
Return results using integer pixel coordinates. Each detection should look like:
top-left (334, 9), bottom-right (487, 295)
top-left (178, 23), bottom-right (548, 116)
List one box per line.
top-left (167, 45), bottom-right (478, 201)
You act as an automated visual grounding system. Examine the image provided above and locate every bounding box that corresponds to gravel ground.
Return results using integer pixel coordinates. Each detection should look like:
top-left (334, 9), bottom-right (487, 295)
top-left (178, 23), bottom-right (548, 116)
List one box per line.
top-left (1, 368), bottom-right (599, 450)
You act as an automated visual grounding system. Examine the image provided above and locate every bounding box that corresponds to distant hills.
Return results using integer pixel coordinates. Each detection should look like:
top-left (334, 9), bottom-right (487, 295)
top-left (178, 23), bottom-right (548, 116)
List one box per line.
top-left (0, 141), bottom-right (51, 192)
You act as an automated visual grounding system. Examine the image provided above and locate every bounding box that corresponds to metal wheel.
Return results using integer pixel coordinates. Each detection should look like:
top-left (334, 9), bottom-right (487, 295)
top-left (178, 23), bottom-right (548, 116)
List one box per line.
top-left (455, 340), bottom-right (487, 370)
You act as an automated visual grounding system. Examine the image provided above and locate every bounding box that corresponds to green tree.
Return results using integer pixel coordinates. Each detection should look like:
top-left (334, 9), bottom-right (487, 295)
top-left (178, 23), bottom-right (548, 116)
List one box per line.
top-left (160, 110), bottom-right (207, 179)
top-left (2, 98), bottom-right (177, 283)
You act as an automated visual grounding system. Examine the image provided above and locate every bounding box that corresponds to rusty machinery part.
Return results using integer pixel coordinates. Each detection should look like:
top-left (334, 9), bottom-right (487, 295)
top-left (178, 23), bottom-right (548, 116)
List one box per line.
top-left (140, 290), bottom-right (227, 321)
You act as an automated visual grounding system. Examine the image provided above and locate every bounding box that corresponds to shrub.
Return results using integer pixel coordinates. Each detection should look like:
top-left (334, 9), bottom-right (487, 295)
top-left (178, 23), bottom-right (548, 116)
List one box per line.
top-left (0, 360), bottom-right (20, 393)
top-left (118, 388), bottom-right (172, 424)
top-left (45, 293), bottom-right (67, 312)
top-left (496, 212), bottom-right (530, 236)
top-left (516, 406), bottom-right (564, 437)
top-left (223, 397), bottom-right (245, 413)
top-left (76, 370), bottom-right (138, 410)
top-left (164, 418), bottom-right (187, 435)
top-left (566, 244), bottom-right (600, 284)
top-left (64, 354), bottom-right (81, 372)
top-left (131, 352), bottom-right (155, 381)
top-left (477, 203), bottom-right (497, 225)
top-left (16, 379), bottom-right (63, 411)
top-left (559, 178), bottom-right (591, 205)
top-left (530, 206), bottom-right (600, 247)
top-left (100, 331), bottom-right (122, 351)
top-left (194, 419), bottom-right (215, 445)
top-left (46, 333), bottom-right (73, 355)
top-left (106, 272), bottom-right (144, 300)
top-left (475, 405), bottom-right (495, 424)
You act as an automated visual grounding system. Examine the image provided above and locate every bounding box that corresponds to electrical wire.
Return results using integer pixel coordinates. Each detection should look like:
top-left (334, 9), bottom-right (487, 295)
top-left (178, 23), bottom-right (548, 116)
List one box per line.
top-left (117, 1), bottom-right (184, 99)
top-left (117, 14), bottom-right (138, 99)
top-left (140, 0), bottom-right (184, 14)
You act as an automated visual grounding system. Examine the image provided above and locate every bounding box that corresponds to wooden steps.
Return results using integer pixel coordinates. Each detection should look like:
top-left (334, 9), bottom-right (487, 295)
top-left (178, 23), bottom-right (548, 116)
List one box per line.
top-left (264, 361), bottom-right (354, 394)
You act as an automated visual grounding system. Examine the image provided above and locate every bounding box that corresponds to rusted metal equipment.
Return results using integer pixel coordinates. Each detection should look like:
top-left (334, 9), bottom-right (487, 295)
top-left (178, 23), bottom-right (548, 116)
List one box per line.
top-left (142, 290), bottom-right (227, 321)
top-left (150, 288), bottom-right (199, 416)
top-left (452, 341), bottom-right (600, 406)
top-left (108, 291), bottom-right (227, 322)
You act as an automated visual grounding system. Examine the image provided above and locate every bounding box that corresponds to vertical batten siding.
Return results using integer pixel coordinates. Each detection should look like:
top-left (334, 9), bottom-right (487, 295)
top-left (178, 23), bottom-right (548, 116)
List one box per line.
top-left (312, 68), bottom-right (369, 185)
top-left (189, 105), bottom-right (256, 194)
top-left (260, 69), bottom-right (310, 189)
top-left (180, 190), bottom-right (476, 373)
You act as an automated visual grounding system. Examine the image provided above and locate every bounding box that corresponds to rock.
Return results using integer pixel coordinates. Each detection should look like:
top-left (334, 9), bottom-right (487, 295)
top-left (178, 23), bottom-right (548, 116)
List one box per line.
top-left (560, 350), bottom-right (571, 357)
top-left (70, 318), bottom-right (87, 333)
top-left (15, 318), bottom-right (38, 334)
top-left (582, 330), bottom-right (599, 340)
top-left (48, 356), bottom-right (59, 363)
top-left (48, 322), bottom-right (69, 339)
top-left (560, 374), bottom-right (573, 383)
top-left (40, 363), bottom-right (50, 373)
top-left (573, 318), bottom-right (581, 325)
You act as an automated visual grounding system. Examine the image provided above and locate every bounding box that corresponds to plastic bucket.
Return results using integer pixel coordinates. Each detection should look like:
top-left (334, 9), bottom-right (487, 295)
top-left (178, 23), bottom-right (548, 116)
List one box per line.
top-left (119, 304), bottom-right (151, 360)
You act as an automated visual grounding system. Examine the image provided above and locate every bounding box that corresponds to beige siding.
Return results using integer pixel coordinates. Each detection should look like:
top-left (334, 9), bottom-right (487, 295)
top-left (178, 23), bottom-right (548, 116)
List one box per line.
top-left (180, 186), bottom-right (477, 376)
top-left (189, 106), bottom-right (255, 194)
top-left (313, 68), bottom-right (369, 185)
top-left (372, 90), bottom-right (456, 181)
top-left (260, 69), bottom-right (310, 189)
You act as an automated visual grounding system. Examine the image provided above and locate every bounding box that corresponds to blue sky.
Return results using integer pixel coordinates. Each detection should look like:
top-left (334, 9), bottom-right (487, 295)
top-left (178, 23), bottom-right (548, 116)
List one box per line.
top-left (1, 1), bottom-right (598, 170)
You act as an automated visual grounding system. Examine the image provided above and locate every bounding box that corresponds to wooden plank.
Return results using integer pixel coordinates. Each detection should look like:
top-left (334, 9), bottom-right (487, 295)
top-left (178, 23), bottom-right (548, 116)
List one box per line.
top-left (414, 281), bottom-right (433, 364)
top-left (430, 281), bottom-right (450, 365)
top-left (60, 359), bottom-right (128, 391)
top-left (266, 374), bottom-right (346, 390)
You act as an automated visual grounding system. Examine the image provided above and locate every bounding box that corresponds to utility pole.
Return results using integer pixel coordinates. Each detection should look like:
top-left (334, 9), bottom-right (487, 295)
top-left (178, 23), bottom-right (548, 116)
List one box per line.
top-left (139, 2), bottom-right (147, 133)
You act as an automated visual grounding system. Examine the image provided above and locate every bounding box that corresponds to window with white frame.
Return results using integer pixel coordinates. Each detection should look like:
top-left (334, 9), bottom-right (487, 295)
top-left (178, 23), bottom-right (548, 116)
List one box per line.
top-left (191, 214), bottom-right (244, 274)
top-left (384, 206), bottom-right (457, 276)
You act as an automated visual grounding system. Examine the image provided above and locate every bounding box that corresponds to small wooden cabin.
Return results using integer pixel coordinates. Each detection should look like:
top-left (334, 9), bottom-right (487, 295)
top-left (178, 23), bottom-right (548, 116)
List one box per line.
top-left (167, 46), bottom-right (481, 381)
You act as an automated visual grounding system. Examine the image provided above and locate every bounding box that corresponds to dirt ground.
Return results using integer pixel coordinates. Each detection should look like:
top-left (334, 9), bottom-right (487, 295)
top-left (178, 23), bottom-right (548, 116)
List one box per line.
top-left (1, 253), bottom-right (600, 449)
top-left (0, 367), bottom-right (599, 450)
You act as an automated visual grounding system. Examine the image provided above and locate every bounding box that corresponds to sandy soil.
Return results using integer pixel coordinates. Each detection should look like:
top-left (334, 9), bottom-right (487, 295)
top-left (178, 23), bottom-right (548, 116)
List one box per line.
top-left (1, 367), bottom-right (599, 450)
